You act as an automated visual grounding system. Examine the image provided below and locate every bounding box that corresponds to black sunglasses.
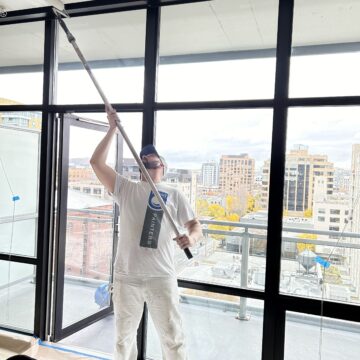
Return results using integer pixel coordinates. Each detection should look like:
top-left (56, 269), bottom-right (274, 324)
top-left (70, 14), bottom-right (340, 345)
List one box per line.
top-left (142, 160), bottom-right (163, 169)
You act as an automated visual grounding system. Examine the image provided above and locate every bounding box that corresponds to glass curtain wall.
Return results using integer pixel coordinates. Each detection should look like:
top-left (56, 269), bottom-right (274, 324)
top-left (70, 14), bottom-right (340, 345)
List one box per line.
top-left (1, 1), bottom-right (360, 360)
top-left (148, 1), bottom-right (278, 359)
top-left (0, 19), bottom-right (44, 334)
top-left (280, 1), bottom-right (360, 307)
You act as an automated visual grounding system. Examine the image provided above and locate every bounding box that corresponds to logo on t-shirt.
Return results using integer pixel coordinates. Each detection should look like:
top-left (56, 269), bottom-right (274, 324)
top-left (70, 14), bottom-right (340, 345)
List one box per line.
top-left (140, 190), bottom-right (169, 249)
top-left (148, 191), bottom-right (168, 211)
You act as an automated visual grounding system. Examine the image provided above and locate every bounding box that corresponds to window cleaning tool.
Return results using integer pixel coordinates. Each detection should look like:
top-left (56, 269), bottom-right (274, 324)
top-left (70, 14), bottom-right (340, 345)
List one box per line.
top-left (52, 7), bottom-right (193, 259)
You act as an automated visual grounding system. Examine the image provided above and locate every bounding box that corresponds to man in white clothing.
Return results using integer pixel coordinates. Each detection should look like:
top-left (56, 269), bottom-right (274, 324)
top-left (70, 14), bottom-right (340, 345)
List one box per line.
top-left (90, 108), bottom-right (202, 360)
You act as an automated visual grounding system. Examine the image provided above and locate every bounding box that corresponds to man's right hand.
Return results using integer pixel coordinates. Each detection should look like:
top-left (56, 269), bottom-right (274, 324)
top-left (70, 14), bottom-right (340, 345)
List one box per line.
top-left (106, 106), bottom-right (119, 131)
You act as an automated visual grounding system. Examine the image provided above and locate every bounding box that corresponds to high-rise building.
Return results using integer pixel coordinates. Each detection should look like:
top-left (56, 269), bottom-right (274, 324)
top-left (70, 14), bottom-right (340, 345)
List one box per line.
top-left (219, 154), bottom-right (255, 195)
top-left (284, 145), bottom-right (334, 215)
top-left (350, 144), bottom-right (360, 298)
top-left (334, 168), bottom-right (351, 194)
top-left (201, 161), bottom-right (219, 186)
top-left (313, 187), bottom-right (350, 260)
top-left (261, 145), bottom-right (334, 215)
top-left (261, 160), bottom-right (270, 209)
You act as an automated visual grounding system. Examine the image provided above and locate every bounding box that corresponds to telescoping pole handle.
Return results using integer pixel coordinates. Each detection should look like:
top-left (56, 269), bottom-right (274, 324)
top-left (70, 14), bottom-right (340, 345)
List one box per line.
top-left (54, 9), bottom-right (193, 259)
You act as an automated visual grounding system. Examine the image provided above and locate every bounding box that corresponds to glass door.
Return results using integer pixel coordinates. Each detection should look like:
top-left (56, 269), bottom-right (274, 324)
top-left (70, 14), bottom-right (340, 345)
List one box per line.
top-left (53, 114), bottom-right (118, 341)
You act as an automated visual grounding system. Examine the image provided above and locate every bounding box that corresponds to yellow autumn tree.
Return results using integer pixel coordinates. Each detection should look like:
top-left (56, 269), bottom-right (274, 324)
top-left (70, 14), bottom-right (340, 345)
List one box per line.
top-left (225, 195), bottom-right (235, 214)
top-left (304, 208), bottom-right (313, 218)
top-left (196, 199), bottom-right (210, 217)
top-left (296, 233), bottom-right (316, 252)
top-left (246, 194), bottom-right (256, 213)
top-left (246, 194), bottom-right (261, 214)
top-left (227, 213), bottom-right (240, 223)
top-left (208, 203), bottom-right (240, 240)
top-left (208, 203), bottom-right (226, 218)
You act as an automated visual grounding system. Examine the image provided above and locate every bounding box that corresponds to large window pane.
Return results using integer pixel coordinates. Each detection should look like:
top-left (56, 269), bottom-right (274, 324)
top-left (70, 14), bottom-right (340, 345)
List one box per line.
top-left (0, 116), bottom-right (41, 257)
top-left (62, 124), bottom-right (115, 327)
top-left (0, 22), bottom-right (44, 104)
top-left (290, 1), bottom-right (360, 97)
top-left (0, 261), bottom-right (36, 332)
top-left (57, 11), bottom-right (146, 104)
top-left (158, 0), bottom-right (279, 102)
top-left (280, 107), bottom-right (360, 305)
top-left (156, 110), bottom-right (273, 291)
top-left (285, 312), bottom-right (360, 360)
top-left (147, 288), bottom-right (264, 360)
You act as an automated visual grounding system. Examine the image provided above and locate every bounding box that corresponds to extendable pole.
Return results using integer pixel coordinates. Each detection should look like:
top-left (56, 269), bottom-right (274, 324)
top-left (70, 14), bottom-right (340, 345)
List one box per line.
top-left (53, 9), bottom-right (193, 259)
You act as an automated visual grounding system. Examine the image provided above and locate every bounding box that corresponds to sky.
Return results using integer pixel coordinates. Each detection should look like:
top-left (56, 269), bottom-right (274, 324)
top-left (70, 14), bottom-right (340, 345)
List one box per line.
top-left (2, 52), bottom-right (360, 170)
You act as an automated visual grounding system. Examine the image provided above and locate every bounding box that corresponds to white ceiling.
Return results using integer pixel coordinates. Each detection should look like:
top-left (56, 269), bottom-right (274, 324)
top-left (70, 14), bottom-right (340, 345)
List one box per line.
top-left (0, 0), bottom-right (87, 12)
top-left (0, 0), bottom-right (360, 68)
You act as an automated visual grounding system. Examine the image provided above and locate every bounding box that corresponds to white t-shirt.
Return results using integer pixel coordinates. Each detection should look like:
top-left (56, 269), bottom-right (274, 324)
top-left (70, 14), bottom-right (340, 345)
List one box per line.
top-left (111, 173), bottom-right (195, 278)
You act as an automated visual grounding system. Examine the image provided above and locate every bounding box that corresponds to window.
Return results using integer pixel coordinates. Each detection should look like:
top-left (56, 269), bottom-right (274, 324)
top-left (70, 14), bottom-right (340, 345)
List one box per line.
top-left (148, 289), bottom-right (264, 360)
top-left (0, 262), bottom-right (36, 331)
top-left (158, 0), bottom-right (278, 102)
top-left (0, 22), bottom-right (44, 104)
top-left (156, 109), bottom-right (273, 290)
top-left (285, 313), bottom-right (360, 360)
top-left (290, 1), bottom-right (360, 97)
top-left (0, 118), bottom-right (41, 257)
top-left (282, 107), bottom-right (360, 305)
top-left (57, 11), bottom-right (146, 104)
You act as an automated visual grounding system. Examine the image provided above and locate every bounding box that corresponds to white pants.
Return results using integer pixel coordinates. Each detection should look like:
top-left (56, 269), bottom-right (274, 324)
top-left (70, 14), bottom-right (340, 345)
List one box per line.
top-left (113, 275), bottom-right (187, 360)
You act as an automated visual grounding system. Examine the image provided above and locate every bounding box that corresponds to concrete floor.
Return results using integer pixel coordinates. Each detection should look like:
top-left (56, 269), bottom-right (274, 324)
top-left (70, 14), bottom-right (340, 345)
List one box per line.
top-left (1, 280), bottom-right (360, 360)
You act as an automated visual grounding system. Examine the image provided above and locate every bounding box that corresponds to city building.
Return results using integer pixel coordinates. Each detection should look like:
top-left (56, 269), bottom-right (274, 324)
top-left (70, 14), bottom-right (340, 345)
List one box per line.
top-left (200, 160), bottom-right (219, 186)
top-left (0, 98), bottom-right (41, 129)
top-left (284, 145), bottom-right (334, 215)
top-left (313, 190), bottom-right (350, 258)
top-left (261, 145), bottom-right (334, 215)
top-left (261, 159), bottom-right (271, 209)
top-left (350, 144), bottom-right (360, 299)
top-left (219, 154), bottom-right (255, 195)
top-left (122, 157), bottom-right (140, 180)
top-left (164, 168), bottom-right (197, 209)
top-left (334, 167), bottom-right (351, 194)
